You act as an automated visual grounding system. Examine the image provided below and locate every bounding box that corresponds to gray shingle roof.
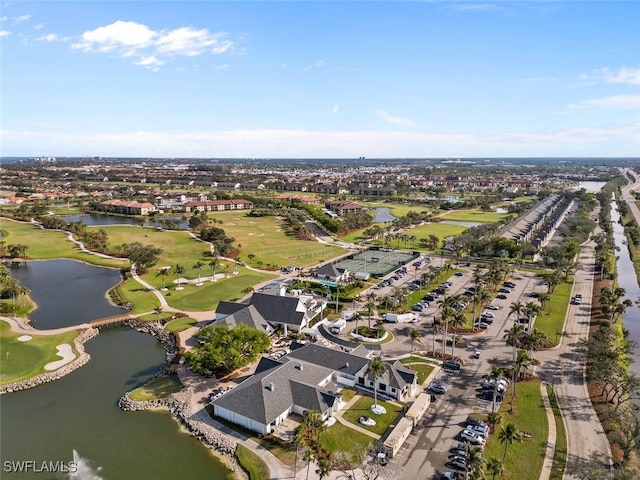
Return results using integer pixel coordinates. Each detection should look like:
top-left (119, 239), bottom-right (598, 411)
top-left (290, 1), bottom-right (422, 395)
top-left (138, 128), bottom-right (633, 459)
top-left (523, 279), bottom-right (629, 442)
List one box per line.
top-left (211, 305), bottom-right (274, 335)
top-left (285, 343), bottom-right (370, 376)
top-left (214, 292), bottom-right (306, 329)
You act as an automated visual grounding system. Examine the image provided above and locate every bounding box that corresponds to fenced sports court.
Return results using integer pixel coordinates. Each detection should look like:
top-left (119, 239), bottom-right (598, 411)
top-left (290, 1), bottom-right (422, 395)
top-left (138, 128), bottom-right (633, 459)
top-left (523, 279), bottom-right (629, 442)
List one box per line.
top-left (334, 248), bottom-right (420, 278)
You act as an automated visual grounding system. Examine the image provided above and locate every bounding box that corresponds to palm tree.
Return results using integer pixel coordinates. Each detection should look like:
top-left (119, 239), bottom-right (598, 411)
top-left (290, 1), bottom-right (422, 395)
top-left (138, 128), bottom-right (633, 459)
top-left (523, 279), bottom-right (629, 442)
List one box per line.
top-left (303, 447), bottom-right (315, 480)
top-left (409, 328), bottom-right (423, 369)
top-left (498, 423), bottom-right (523, 462)
top-left (156, 267), bottom-right (169, 291)
top-left (449, 311), bottom-right (466, 356)
top-left (486, 411), bottom-right (502, 433)
top-left (508, 301), bottom-right (524, 321)
top-left (515, 349), bottom-right (532, 381)
top-left (367, 356), bottom-right (387, 407)
top-left (193, 261), bottom-right (204, 286)
top-left (208, 258), bottom-right (218, 281)
top-left (154, 306), bottom-right (163, 322)
top-left (486, 457), bottom-right (504, 480)
top-left (464, 443), bottom-right (486, 479)
top-left (537, 292), bottom-right (551, 313)
top-left (173, 264), bottom-right (185, 291)
top-left (315, 458), bottom-right (332, 480)
top-left (503, 323), bottom-right (525, 410)
top-left (523, 301), bottom-right (542, 331)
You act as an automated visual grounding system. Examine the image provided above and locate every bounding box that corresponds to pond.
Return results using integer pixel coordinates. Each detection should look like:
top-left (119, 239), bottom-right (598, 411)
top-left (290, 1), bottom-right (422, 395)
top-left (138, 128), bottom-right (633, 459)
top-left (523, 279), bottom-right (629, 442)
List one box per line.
top-left (440, 220), bottom-right (485, 228)
top-left (373, 208), bottom-right (396, 223)
top-left (1, 260), bottom-right (231, 479)
top-left (57, 214), bottom-right (190, 230)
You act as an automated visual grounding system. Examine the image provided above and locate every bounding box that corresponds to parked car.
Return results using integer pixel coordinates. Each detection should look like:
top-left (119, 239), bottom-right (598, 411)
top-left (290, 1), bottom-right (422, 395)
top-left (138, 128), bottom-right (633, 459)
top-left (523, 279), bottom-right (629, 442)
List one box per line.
top-left (504, 281), bottom-right (516, 288)
top-left (498, 287), bottom-right (512, 293)
top-left (496, 294), bottom-right (508, 300)
top-left (448, 456), bottom-right (467, 470)
top-left (443, 359), bottom-right (461, 371)
top-left (466, 416), bottom-right (487, 428)
top-left (486, 304), bottom-right (499, 310)
top-left (481, 311), bottom-right (495, 318)
top-left (411, 304), bottom-right (424, 312)
top-left (428, 383), bottom-right (448, 394)
top-left (474, 321), bottom-right (489, 329)
top-left (460, 430), bottom-right (485, 445)
top-left (454, 272), bottom-right (464, 276)
top-left (472, 350), bottom-right (481, 359)
top-left (469, 424), bottom-right (490, 436)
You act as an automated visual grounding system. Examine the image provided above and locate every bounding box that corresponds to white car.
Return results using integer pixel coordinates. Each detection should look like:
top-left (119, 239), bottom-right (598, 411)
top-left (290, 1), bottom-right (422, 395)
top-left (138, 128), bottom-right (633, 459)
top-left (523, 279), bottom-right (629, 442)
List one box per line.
top-left (461, 429), bottom-right (485, 445)
top-left (474, 321), bottom-right (489, 329)
top-left (481, 311), bottom-right (495, 318)
top-left (486, 304), bottom-right (499, 310)
top-left (469, 424), bottom-right (490, 436)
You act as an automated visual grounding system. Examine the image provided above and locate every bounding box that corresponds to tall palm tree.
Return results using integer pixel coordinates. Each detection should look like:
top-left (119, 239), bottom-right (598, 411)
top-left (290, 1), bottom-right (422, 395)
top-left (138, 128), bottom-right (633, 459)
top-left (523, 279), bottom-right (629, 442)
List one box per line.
top-left (156, 267), bottom-right (169, 291)
top-left (524, 301), bottom-right (542, 331)
top-left (208, 258), bottom-right (218, 282)
top-left (486, 457), bottom-right (504, 480)
top-left (503, 323), bottom-right (525, 411)
top-left (486, 411), bottom-right (502, 433)
top-left (449, 311), bottom-right (466, 356)
top-left (303, 447), bottom-right (315, 480)
top-left (367, 356), bottom-right (387, 407)
top-left (515, 349), bottom-right (532, 381)
top-left (154, 306), bottom-right (163, 322)
top-left (464, 443), bottom-right (486, 480)
top-left (508, 301), bottom-right (524, 321)
top-left (440, 306), bottom-right (455, 358)
top-left (193, 261), bottom-right (204, 286)
top-left (409, 329), bottom-right (423, 369)
top-left (537, 292), bottom-right (551, 313)
top-left (173, 264), bottom-right (185, 291)
top-left (498, 423), bottom-right (523, 462)
top-left (315, 458), bottom-right (332, 480)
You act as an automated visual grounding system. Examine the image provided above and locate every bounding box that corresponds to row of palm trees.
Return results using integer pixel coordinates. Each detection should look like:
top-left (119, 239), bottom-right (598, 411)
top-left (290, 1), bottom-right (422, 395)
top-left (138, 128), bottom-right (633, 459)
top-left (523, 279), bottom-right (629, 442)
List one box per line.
top-left (155, 259), bottom-right (234, 290)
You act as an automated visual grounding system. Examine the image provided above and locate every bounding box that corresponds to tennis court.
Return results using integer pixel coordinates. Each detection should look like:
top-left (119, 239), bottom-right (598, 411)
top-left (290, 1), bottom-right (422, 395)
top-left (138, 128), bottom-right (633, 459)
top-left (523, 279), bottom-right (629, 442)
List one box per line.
top-left (334, 248), bottom-right (419, 278)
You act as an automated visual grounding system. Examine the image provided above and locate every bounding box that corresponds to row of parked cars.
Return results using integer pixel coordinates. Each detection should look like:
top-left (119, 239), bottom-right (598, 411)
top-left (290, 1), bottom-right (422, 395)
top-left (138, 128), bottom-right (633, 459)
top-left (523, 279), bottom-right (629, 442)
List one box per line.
top-left (442, 417), bottom-right (491, 474)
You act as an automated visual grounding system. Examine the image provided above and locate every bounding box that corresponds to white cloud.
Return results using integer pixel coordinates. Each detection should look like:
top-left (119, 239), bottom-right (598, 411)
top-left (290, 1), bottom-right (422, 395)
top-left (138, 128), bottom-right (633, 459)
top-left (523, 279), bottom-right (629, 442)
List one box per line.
top-left (449, 4), bottom-right (502, 12)
top-left (332, 105), bottom-right (339, 114)
top-left (14, 14), bottom-right (32, 24)
top-left (303, 60), bottom-right (326, 71)
top-left (0, 29), bottom-right (9, 38)
top-left (135, 56), bottom-right (164, 69)
top-left (35, 33), bottom-right (70, 42)
top-left (567, 94), bottom-right (640, 111)
top-left (0, 16), bottom-right (8, 22)
top-left (376, 109), bottom-right (415, 127)
top-left (578, 67), bottom-right (640, 86)
top-left (214, 63), bottom-right (230, 71)
top-left (33, 23), bottom-right (45, 30)
top-left (3, 123), bottom-right (639, 157)
top-left (71, 20), bottom-right (235, 70)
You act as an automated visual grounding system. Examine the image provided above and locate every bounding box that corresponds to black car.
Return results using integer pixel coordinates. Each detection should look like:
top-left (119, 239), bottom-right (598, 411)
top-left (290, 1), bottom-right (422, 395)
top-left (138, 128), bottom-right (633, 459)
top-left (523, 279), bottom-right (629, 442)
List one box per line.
top-left (466, 416), bottom-right (488, 428)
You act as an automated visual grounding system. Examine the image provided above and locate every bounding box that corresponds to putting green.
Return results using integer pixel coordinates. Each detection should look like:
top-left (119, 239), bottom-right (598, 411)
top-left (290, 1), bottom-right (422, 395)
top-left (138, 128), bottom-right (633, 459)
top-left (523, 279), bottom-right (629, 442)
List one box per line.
top-left (0, 321), bottom-right (79, 384)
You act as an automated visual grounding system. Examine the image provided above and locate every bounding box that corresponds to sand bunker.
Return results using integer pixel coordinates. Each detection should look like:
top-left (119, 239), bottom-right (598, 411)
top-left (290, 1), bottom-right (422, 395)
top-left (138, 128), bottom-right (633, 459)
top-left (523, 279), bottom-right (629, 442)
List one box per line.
top-left (17, 335), bottom-right (33, 342)
top-left (248, 233), bottom-right (255, 236)
top-left (45, 344), bottom-right (76, 371)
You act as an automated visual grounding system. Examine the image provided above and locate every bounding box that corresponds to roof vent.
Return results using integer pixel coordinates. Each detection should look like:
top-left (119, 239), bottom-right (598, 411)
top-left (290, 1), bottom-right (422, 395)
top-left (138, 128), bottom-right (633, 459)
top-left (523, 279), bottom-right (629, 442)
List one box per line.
top-left (298, 363), bottom-right (304, 371)
top-left (345, 362), bottom-right (349, 368)
top-left (267, 382), bottom-right (274, 391)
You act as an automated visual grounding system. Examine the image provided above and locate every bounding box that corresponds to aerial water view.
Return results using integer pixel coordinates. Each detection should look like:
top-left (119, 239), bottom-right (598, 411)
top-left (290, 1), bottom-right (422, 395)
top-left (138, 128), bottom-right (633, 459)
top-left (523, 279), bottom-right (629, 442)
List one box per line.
top-left (1, 1), bottom-right (640, 479)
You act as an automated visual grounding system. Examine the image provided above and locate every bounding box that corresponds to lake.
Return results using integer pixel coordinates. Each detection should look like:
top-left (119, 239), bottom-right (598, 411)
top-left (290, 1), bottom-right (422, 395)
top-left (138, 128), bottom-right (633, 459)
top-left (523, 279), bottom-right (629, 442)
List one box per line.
top-left (1, 260), bottom-right (230, 479)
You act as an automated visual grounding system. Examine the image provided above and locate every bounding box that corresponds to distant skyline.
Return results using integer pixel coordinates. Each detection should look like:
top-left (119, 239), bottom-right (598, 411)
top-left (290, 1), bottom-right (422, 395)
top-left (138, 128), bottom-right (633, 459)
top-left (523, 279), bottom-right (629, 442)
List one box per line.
top-left (1, 1), bottom-right (639, 158)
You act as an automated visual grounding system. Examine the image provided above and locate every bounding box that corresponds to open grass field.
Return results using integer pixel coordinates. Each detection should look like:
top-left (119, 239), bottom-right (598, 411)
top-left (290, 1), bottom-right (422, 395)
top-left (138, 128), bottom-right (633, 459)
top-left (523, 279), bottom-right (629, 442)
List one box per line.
top-left (534, 280), bottom-right (572, 346)
top-left (0, 218), bottom-right (127, 268)
top-left (482, 380), bottom-right (548, 480)
top-left (165, 317), bottom-right (198, 332)
top-left (362, 202), bottom-right (431, 218)
top-left (235, 444), bottom-right (270, 480)
top-left (437, 209), bottom-right (513, 223)
top-left (207, 212), bottom-right (346, 268)
top-left (129, 375), bottom-right (183, 400)
top-left (399, 359), bottom-right (435, 384)
top-left (341, 221), bottom-right (467, 246)
top-left (547, 385), bottom-right (568, 480)
top-left (0, 320), bottom-right (79, 385)
top-left (319, 421), bottom-right (374, 458)
top-left (116, 279), bottom-right (161, 314)
top-left (341, 395), bottom-right (403, 436)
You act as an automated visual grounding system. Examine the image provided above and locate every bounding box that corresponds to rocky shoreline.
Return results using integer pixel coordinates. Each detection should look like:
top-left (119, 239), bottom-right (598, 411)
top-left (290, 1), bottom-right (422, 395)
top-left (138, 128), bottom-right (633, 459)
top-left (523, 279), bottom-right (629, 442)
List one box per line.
top-left (0, 327), bottom-right (99, 394)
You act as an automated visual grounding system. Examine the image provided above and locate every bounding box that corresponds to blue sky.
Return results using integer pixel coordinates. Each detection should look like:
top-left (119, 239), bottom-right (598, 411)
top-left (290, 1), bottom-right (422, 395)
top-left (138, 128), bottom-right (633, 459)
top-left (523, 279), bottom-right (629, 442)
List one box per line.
top-left (1, 1), bottom-right (639, 158)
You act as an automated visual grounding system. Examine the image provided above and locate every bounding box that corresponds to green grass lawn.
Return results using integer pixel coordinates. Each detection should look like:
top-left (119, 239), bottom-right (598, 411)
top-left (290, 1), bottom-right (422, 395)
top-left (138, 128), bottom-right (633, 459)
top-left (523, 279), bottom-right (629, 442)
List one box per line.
top-left (534, 280), bottom-right (572, 347)
top-left (206, 212), bottom-right (346, 268)
top-left (116, 278), bottom-right (161, 314)
top-left (319, 422), bottom-right (374, 459)
top-left (547, 385), bottom-right (568, 480)
top-left (482, 380), bottom-right (548, 480)
top-left (399, 359), bottom-right (435, 384)
top-left (165, 317), bottom-right (198, 332)
top-left (235, 444), bottom-right (270, 480)
top-left (407, 223), bottom-right (468, 243)
top-left (436, 209), bottom-right (513, 223)
top-left (341, 395), bottom-right (403, 436)
top-left (0, 320), bottom-right (80, 384)
top-left (129, 375), bottom-right (183, 400)
top-left (0, 218), bottom-right (127, 268)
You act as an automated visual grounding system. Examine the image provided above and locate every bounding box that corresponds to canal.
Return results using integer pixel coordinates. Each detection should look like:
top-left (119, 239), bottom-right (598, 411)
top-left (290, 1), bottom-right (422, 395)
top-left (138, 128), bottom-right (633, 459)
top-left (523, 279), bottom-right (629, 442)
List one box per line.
top-left (1, 260), bottom-right (230, 479)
